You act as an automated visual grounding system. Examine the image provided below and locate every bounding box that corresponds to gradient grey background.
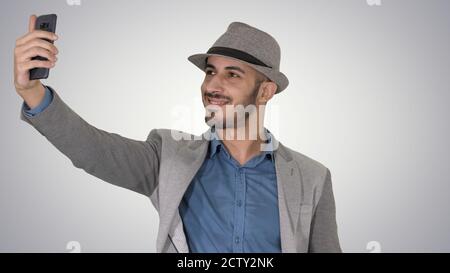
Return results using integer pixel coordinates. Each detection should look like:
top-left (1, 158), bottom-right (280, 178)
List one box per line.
top-left (1, 0), bottom-right (449, 252)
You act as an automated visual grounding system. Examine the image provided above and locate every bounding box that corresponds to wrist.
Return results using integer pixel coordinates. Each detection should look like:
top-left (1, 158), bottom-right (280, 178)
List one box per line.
top-left (19, 83), bottom-right (46, 109)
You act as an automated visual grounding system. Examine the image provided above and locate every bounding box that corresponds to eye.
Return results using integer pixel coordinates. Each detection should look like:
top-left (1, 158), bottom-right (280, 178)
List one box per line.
top-left (229, 72), bottom-right (240, 78)
top-left (204, 70), bottom-right (240, 79)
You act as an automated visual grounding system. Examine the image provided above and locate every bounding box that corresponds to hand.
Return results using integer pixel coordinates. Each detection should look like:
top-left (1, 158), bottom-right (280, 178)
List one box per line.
top-left (14, 14), bottom-right (58, 105)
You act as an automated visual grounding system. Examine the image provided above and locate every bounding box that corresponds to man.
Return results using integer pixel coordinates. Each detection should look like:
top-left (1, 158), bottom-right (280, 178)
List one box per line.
top-left (14, 15), bottom-right (341, 252)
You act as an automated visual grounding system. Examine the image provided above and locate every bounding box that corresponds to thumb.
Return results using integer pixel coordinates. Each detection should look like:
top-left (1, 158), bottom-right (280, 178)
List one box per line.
top-left (28, 14), bottom-right (37, 32)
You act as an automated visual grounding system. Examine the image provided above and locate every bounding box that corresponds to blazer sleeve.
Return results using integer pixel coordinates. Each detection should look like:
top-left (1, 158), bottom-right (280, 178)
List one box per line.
top-left (19, 86), bottom-right (161, 197)
top-left (308, 168), bottom-right (342, 252)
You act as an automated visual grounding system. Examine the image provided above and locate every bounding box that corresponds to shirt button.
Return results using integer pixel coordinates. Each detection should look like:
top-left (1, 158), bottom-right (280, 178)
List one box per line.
top-left (235, 237), bottom-right (240, 244)
top-left (237, 200), bottom-right (242, 207)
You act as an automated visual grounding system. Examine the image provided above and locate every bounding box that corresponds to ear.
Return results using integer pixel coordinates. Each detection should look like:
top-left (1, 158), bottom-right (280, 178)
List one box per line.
top-left (258, 81), bottom-right (277, 104)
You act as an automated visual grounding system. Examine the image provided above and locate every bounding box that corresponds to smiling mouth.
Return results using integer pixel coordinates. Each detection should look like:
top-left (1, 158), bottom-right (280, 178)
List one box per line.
top-left (206, 96), bottom-right (230, 106)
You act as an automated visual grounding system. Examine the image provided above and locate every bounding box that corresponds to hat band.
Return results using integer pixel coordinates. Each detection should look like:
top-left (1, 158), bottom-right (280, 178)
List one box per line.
top-left (206, 46), bottom-right (272, 68)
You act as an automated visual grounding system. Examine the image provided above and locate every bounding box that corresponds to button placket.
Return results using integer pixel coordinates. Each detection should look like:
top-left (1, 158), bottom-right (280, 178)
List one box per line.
top-left (232, 167), bottom-right (246, 252)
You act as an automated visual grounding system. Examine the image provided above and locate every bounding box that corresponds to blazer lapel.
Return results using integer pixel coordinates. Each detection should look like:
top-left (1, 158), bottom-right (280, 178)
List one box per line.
top-left (272, 136), bottom-right (303, 252)
top-left (161, 130), bottom-right (211, 253)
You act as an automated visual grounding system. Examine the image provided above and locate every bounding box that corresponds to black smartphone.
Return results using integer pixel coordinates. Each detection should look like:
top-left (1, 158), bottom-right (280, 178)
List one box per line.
top-left (29, 14), bottom-right (57, 80)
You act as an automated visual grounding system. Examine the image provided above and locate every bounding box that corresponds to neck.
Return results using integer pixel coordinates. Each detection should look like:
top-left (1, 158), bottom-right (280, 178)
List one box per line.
top-left (213, 117), bottom-right (268, 165)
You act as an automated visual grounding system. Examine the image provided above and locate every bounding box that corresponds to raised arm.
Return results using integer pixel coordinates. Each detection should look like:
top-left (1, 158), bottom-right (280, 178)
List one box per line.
top-left (14, 15), bottom-right (161, 197)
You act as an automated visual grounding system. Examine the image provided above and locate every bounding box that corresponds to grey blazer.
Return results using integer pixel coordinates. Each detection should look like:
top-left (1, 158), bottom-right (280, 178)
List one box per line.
top-left (19, 87), bottom-right (341, 253)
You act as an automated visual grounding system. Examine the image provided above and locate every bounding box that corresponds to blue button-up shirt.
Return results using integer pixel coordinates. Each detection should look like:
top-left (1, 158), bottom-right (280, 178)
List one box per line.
top-left (22, 86), bottom-right (282, 253)
top-left (179, 128), bottom-right (281, 253)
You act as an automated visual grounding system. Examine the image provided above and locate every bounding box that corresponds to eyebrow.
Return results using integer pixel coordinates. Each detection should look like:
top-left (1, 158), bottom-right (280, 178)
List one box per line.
top-left (205, 63), bottom-right (246, 74)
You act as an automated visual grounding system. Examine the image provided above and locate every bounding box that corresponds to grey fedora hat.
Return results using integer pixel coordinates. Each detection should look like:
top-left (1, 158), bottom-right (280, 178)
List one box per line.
top-left (188, 22), bottom-right (289, 94)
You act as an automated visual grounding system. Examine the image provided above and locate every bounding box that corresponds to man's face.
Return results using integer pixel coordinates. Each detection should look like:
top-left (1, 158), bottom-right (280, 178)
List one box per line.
top-left (201, 55), bottom-right (267, 129)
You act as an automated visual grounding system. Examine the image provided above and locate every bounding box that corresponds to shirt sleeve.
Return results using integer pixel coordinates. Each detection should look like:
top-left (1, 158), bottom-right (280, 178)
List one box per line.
top-left (22, 85), bottom-right (54, 117)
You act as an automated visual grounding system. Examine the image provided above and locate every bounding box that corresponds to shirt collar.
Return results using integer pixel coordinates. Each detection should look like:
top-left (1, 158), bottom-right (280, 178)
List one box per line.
top-left (209, 127), bottom-right (274, 163)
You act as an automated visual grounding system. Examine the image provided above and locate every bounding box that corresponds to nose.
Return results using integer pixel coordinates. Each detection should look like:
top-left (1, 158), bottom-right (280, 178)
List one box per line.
top-left (203, 71), bottom-right (226, 95)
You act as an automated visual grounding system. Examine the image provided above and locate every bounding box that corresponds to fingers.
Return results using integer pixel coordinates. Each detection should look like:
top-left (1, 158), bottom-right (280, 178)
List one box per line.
top-left (16, 59), bottom-right (55, 73)
top-left (17, 47), bottom-right (57, 63)
top-left (28, 14), bottom-right (37, 33)
top-left (15, 38), bottom-right (58, 56)
top-left (13, 15), bottom-right (58, 93)
top-left (15, 30), bottom-right (58, 47)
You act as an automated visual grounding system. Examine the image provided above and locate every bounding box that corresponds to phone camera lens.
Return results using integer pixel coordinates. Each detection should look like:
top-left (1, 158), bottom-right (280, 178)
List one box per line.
top-left (40, 22), bottom-right (49, 30)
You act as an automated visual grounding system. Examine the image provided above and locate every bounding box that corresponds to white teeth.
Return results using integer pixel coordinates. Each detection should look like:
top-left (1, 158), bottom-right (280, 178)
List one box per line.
top-left (208, 98), bottom-right (228, 105)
